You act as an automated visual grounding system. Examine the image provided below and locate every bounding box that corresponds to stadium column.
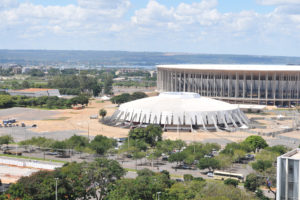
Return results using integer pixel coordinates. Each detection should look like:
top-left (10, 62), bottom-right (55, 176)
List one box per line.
top-left (170, 71), bottom-right (174, 91)
top-left (188, 73), bottom-right (191, 92)
top-left (207, 73), bottom-right (210, 96)
top-left (213, 73), bottom-right (216, 96)
top-left (235, 72), bottom-right (239, 100)
top-left (272, 73), bottom-right (276, 106)
top-left (227, 74), bottom-right (231, 98)
top-left (220, 74), bottom-right (223, 97)
top-left (183, 72), bottom-right (186, 92)
top-left (175, 71), bottom-right (178, 92)
top-left (281, 74), bottom-right (284, 105)
top-left (250, 73), bottom-right (253, 100)
top-left (296, 72), bottom-right (299, 106)
top-left (265, 73), bottom-right (268, 105)
top-left (258, 72), bottom-right (261, 104)
top-left (243, 73), bottom-right (246, 100)
top-left (200, 73), bottom-right (203, 96)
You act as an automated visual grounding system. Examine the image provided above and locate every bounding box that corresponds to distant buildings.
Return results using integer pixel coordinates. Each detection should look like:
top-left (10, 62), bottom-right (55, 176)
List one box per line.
top-left (0, 64), bottom-right (23, 74)
top-left (7, 88), bottom-right (60, 97)
top-left (277, 148), bottom-right (300, 200)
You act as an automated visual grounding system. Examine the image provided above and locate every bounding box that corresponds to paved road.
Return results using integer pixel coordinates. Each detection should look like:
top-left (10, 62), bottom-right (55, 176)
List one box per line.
top-left (0, 126), bottom-right (85, 142)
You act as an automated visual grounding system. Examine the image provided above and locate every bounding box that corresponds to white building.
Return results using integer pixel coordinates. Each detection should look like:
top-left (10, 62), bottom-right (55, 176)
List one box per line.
top-left (277, 148), bottom-right (300, 200)
top-left (8, 88), bottom-right (60, 97)
top-left (107, 92), bottom-right (248, 131)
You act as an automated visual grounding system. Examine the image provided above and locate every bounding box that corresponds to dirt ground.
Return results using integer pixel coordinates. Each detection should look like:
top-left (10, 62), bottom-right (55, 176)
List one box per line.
top-left (10, 99), bottom-right (264, 145)
top-left (0, 94), bottom-right (299, 146)
top-left (0, 164), bottom-right (39, 183)
top-left (21, 100), bottom-right (129, 139)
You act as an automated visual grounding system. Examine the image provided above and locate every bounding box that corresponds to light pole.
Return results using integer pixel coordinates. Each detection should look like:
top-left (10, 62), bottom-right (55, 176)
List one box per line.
top-left (55, 178), bottom-right (59, 200)
top-left (156, 191), bottom-right (161, 200)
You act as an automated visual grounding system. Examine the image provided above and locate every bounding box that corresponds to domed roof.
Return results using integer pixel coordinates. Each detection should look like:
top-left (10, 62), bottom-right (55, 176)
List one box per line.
top-left (109, 92), bottom-right (248, 129)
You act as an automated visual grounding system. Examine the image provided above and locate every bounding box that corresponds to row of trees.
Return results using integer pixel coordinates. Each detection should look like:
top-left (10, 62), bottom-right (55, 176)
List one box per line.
top-left (110, 92), bottom-right (147, 105)
top-left (2, 158), bottom-right (125, 200)
top-left (19, 135), bottom-right (116, 155)
top-left (0, 94), bottom-right (89, 109)
top-left (48, 75), bottom-right (102, 96)
top-left (1, 160), bottom-right (257, 200)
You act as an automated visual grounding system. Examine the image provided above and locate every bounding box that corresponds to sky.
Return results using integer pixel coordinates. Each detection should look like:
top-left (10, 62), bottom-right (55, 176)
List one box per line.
top-left (1, 0), bottom-right (300, 56)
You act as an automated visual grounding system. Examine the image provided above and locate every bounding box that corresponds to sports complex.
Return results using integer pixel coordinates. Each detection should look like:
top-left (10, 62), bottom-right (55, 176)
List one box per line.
top-left (157, 64), bottom-right (300, 106)
top-left (108, 92), bottom-right (249, 131)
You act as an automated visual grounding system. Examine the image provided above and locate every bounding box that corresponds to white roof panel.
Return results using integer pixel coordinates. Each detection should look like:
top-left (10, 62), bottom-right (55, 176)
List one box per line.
top-left (157, 64), bottom-right (300, 72)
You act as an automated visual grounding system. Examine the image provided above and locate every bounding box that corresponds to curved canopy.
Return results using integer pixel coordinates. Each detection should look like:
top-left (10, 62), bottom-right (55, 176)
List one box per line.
top-left (108, 92), bottom-right (248, 129)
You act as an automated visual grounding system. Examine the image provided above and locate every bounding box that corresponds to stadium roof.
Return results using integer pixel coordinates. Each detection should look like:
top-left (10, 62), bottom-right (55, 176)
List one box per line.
top-left (157, 64), bottom-right (300, 72)
top-left (108, 92), bottom-right (249, 128)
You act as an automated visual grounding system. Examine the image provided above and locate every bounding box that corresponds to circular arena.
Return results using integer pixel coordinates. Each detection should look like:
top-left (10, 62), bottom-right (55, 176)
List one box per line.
top-left (157, 64), bottom-right (300, 106)
top-left (106, 92), bottom-right (249, 131)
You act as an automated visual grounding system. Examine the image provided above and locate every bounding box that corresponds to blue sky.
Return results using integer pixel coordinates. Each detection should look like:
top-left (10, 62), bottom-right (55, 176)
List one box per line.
top-left (1, 0), bottom-right (300, 56)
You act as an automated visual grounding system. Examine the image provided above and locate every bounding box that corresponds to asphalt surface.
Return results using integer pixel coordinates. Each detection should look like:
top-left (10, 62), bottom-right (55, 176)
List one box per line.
top-left (0, 126), bottom-right (85, 142)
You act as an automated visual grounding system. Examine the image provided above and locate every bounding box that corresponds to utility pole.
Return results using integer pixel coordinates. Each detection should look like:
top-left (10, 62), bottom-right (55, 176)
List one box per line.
top-left (55, 178), bottom-right (59, 200)
top-left (88, 122), bottom-right (90, 142)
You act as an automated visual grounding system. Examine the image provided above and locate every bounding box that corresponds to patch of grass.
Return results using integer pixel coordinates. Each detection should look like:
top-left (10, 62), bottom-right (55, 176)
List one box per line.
top-left (96, 100), bottom-right (105, 103)
top-left (28, 106), bottom-right (69, 110)
top-left (0, 153), bottom-right (66, 163)
top-left (43, 117), bottom-right (70, 121)
top-left (125, 168), bottom-right (137, 172)
top-left (69, 112), bottom-right (80, 114)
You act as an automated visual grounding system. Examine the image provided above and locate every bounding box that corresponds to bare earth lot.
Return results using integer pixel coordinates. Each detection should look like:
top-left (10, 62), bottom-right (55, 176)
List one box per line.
top-left (0, 98), bottom-right (299, 148)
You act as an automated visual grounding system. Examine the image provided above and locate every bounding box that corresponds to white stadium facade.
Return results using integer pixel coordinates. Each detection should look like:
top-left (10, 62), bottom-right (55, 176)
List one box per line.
top-left (107, 92), bottom-right (249, 131)
top-left (157, 64), bottom-right (300, 106)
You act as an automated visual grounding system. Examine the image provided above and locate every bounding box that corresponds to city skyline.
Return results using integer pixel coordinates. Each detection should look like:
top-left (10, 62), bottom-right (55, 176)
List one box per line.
top-left (1, 0), bottom-right (300, 57)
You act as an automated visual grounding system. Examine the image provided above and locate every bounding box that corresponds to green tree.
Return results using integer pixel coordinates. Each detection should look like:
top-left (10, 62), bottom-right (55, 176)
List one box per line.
top-left (244, 173), bottom-right (261, 192)
top-left (131, 92), bottom-right (147, 100)
top-left (0, 95), bottom-right (14, 108)
top-left (0, 135), bottom-right (14, 146)
top-left (243, 136), bottom-right (268, 152)
top-left (107, 169), bottom-right (172, 200)
top-left (66, 135), bottom-right (89, 151)
top-left (99, 109), bottom-right (107, 119)
top-left (103, 73), bottom-right (113, 94)
top-left (111, 93), bottom-right (131, 105)
top-left (5, 170), bottom-right (56, 200)
top-left (224, 178), bottom-right (239, 187)
top-left (89, 135), bottom-right (116, 155)
top-left (87, 158), bottom-right (126, 200)
top-left (252, 160), bottom-right (272, 172)
top-left (51, 141), bottom-right (67, 150)
top-left (198, 158), bottom-right (220, 171)
top-left (21, 80), bottom-right (30, 88)
top-left (168, 151), bottom-right (187, 166)
top-left (183, 174), bottom-right (194, 181)
top-left (129, 125), bottom-right (162, 147)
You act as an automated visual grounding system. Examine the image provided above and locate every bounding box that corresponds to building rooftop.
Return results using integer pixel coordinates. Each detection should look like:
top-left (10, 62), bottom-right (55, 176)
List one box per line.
top-left (14, 88), bottom-right (55, 93)
top-left (280, 148), bottom-right (300, 160)
top-left (157, 64), bottom-right (300, 72)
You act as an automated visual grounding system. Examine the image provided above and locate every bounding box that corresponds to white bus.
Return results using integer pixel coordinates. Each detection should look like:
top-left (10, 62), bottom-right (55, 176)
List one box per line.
top-left (213, 171), bottom-right (244, 182)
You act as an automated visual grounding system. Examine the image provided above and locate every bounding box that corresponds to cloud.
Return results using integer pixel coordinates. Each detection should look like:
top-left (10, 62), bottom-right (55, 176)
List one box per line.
top-left (257, 0), bottom-right (300, 5)
top-left (0, 0), bottom-right (19, 10)
top-left (0, 0), bottom-right (130, 37)
top-left (0, 0), bottom-right (300, 56)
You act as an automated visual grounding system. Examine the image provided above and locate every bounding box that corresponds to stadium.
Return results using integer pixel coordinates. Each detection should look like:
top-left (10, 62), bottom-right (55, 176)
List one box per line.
top-left (157, 64), bottom-right (300, 106)
top-left (107, 92), bottom-right (249, 131)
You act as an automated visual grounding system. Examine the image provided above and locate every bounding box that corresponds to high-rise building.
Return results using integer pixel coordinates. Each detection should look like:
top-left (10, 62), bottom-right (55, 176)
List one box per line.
top-left (277, 148), bottom-right (300, 200)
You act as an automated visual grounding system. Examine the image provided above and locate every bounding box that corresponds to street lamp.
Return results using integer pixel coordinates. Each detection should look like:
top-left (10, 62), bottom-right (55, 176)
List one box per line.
top-left (55, 178), bottom-right (59, 200)
top-left (156, 192), bottom-right (161, 200)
